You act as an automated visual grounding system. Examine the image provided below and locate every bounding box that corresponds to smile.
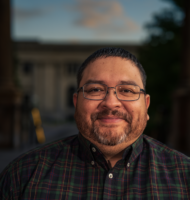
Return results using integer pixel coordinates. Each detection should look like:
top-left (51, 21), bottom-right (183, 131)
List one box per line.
top-left (97, 116), bottom-right (124, 123)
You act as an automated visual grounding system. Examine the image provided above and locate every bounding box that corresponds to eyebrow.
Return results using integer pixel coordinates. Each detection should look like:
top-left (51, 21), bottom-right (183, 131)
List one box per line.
top-left (84, 80), bottom-right (106, 85)
top-left (84, 79), bottom-right (139, 86)
top-left (120, 80), bottom-right (139, 86)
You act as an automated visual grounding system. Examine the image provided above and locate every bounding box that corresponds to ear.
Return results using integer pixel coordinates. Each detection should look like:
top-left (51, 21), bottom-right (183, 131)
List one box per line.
top-left (145, 94), bottom-right (150, 120)
top-left (73, 93), bottom-right (78, 108)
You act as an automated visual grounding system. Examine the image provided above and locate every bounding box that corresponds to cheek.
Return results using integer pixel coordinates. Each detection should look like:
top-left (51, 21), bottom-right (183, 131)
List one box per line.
top-left (122, 102), bottom-right (143, 118)
top-left (77, 99), bottom-right (99, 117)
top-left (123, 102), bottom-right (136, 113)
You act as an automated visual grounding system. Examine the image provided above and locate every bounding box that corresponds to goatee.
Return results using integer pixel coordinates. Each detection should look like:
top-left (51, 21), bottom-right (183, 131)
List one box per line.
top-left (75, 108), bottom-right (139, 146)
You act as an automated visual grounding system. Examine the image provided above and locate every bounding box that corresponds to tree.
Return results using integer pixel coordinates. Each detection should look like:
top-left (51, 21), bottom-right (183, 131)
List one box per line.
top-left (138, 0), bottom-right (184, 144)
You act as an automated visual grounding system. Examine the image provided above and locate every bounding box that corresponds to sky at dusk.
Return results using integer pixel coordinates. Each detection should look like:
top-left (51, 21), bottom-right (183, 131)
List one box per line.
top-left (11, 0), bottom-right (173, 44)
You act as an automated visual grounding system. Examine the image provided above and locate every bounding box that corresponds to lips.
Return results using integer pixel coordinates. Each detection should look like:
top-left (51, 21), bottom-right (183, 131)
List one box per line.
top-left (91, 109), bottom-right (132, 124)
top-left (98, 115), bottom-right (123, 119)
top-left (99, 118), bottom-right (123, 123)
top-left (98, 116), bottom-right (123, 123)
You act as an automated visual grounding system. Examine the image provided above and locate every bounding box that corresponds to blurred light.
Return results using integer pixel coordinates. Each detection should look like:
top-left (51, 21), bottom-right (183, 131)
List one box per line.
top-left (31, 108), bottom-right (45, 144)
top-left (36, 127), bottom-right (46, 144)
top-left (31, 108), bottom-right (42, 126)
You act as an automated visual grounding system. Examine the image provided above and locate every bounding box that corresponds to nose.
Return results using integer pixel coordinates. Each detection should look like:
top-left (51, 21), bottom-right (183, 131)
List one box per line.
top-left (100, 87), bottom-right (122, 109)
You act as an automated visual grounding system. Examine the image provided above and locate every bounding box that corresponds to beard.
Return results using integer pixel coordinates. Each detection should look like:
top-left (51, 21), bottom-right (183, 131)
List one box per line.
top-left (74, 107), bottom-right (147, 146)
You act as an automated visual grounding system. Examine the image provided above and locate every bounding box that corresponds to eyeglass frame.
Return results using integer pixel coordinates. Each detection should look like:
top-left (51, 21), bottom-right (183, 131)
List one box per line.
top-left (77, 83), bottom-right (146, 101)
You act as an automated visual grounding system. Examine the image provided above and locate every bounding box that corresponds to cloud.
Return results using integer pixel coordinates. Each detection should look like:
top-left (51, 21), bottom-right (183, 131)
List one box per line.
top-left (12, 7), bottom-right (53, 21)
top-left (67, 0), bottom-right (139, 34)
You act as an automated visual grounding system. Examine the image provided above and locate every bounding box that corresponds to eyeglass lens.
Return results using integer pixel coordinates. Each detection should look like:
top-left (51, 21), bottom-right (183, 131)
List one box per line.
top-left (83, 83), bottom-right (140, 100)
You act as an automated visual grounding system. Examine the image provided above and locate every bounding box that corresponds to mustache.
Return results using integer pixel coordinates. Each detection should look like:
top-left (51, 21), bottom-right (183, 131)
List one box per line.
top-left (91, 109), bottom-right (132, 124)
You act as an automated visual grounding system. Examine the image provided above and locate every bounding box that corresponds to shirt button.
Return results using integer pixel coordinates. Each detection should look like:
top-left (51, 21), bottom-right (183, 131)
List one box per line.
top-left (108, 173), bottom-right (113, 179)
top-left (127, 163), bottom-right (130, 167)
top-left (91, 161), bottom-right (95, 165)
top-left (92, 147), bottom-right (96, 152)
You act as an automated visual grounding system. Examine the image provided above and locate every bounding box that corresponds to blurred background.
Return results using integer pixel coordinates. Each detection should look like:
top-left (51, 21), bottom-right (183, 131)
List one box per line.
top-left (0, 0), bottom-right (190, 172)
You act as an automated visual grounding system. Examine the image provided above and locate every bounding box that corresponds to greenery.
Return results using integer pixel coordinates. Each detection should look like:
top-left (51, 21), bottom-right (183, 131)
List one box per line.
top-left (139, 0), bottom-right (185, 143)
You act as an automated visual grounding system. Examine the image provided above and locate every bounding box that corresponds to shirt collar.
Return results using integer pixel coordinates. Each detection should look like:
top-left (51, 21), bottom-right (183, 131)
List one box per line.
top-left (128, 134), bottom-right (144, 163)
top-left (78, 133), bottom-right (143, 169)
top-left (78, 133), bottom-right (94, 162)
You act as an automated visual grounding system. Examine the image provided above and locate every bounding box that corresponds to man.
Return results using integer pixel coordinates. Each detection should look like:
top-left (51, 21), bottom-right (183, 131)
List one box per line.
top-left (1, 47), bottom-right (190, 199)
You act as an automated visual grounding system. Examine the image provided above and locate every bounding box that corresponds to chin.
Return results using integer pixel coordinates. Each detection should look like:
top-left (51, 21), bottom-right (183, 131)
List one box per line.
top-left (91, 126), bottom-right (129, 146)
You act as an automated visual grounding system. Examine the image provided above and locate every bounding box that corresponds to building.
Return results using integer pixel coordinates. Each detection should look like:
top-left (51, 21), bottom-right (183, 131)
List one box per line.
top-left (15, 42), bottom-right (139, 122)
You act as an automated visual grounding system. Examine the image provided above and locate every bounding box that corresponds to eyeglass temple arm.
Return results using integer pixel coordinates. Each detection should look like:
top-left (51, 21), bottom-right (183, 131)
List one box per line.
top-left (77, 87), bottom-right (83, 93)
top-left (140, 89), bottom-right (146, 94)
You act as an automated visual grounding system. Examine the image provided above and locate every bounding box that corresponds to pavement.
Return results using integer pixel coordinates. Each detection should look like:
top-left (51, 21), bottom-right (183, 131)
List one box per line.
top-left (0, 123), bottom-right (78, 173)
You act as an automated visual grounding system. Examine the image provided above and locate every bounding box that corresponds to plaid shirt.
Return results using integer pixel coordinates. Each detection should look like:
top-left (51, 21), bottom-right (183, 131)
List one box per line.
top-left (1, 133), bottom-right (190, 200)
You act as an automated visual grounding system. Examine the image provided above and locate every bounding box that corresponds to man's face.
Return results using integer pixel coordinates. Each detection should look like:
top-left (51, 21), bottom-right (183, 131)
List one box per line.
top-left (73, 57), bottom-right (150, 146)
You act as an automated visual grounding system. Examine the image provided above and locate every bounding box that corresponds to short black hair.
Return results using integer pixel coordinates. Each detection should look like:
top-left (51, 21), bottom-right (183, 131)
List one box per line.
top-left (77, 47), bottom-right (146, 89)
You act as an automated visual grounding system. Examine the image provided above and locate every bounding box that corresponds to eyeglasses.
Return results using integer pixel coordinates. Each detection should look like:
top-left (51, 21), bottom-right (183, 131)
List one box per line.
top-left (77, 83), bottom-right (146, 101)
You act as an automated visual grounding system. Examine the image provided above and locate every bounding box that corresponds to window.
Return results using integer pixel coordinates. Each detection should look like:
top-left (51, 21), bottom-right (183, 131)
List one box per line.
top-left (65, 62), bottom-right (80, 75)
top-left (23, 62), bottom-right (33, 74)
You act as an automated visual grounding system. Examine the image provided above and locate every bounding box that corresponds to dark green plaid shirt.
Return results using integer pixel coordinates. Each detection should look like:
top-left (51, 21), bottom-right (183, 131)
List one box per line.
top-left (1, 133), bottom-right (190, 200)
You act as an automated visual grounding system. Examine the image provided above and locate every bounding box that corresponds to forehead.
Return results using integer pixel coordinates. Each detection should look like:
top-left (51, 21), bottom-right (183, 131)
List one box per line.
top-left (80, 57), bottom-right (144, 88)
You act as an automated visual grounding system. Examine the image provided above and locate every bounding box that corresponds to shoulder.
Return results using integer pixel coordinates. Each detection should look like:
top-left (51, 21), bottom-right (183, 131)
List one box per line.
top-left (0, 134), bottom-right (78, 179)
top-left (0, 135), bottom-right (79, 199)
top-left (143, 134), bottom-right (190, 164)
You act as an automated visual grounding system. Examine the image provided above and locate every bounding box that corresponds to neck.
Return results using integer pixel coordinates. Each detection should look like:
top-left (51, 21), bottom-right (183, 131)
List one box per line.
top-left (83, 135), bottom-right (140, 168)
top-left (94, 142), bottom-right (128, 168)
top-left (102, 146), bottom-right (125, 168)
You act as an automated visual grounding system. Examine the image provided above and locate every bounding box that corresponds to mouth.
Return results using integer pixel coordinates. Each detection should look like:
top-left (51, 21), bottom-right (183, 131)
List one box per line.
top-left (97, 115), bottom-right (124, 123)
top-left (91, 109), bottom-right (132, 125)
